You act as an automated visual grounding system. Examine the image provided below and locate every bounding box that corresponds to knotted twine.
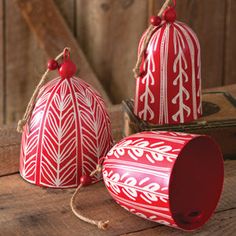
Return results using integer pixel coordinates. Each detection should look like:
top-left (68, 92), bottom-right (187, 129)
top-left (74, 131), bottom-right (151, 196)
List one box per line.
top-left (17, 47), bottom-right (71, 133)
top-left (70, 164), bottom-right (109, 230)
top-left (70, 0), bottom-right (175, 230)
top-left (133, 0), bottom-right (174, 79)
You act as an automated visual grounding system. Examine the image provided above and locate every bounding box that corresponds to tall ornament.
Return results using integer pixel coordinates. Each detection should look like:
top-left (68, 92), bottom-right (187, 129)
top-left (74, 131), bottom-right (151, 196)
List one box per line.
top-left (18, 48), bottom-right (113, 188)
top-left (134, 0), bottom-right (202, 125)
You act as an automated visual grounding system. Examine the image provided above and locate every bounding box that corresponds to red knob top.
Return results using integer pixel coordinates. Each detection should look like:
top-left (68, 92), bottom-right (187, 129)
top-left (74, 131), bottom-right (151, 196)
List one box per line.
top-left (59, 49), bottom-right (77, 79)
top-left (163, 6), bottom-right (177, 23)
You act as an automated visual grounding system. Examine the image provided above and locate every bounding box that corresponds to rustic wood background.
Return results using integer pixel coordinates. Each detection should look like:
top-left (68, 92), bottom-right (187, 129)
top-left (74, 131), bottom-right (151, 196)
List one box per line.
top-left (0, 0), bottom-right (235, 125)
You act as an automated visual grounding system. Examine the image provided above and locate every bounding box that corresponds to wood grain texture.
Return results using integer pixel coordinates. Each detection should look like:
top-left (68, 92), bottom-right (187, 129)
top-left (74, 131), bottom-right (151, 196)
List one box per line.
top-left (55, 0), bottom-right (75, 32)
top-left (0, 0), bottom-right (4, 125)
top-left (121, 209), bottom-right (236, 236)
top-left (29, 0), bottom-right (77, 92)
top-left (0, 126), bottom-right (21, 176)
top-left (26, 0), bottom-right (78, 98)
top-left (224, 0), bottom-right (236, 85)
top-left (76, 0), bottom-right (148, 103)
top-left (204, 83), bottom-right (236, 96)
top-left (4, 0), bottom-right (78, 125)
top-left (0, 105), bottom-right (122, 177)
top-left (5, 0), bottom-right (46, 126)
top-left (0, 160), bottom-right (235, 236)
top-left (15, 0), bottom-right (111, 105)
top-left (151, 0), bottom-right (226, 89)
top-left (5, 0), bottom-right (30, 124)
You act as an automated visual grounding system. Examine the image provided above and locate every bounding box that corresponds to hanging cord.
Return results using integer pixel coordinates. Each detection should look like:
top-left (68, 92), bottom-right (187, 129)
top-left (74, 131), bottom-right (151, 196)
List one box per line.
top-left (17, 47), bottom-right (70, 133)
top-left (70, 164), bottom-right (109, 230)
top-left (133, 0), bottom-right (175, 79)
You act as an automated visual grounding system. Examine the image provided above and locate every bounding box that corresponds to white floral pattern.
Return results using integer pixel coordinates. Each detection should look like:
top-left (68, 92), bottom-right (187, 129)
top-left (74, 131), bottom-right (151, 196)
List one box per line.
top-left (103, 131), bottom-right (197, 227)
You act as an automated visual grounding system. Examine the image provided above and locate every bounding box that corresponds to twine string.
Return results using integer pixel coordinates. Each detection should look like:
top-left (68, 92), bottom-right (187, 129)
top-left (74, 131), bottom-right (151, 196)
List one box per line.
top-left (17, 47), bottom-right (71, 133)
top-left (132, 0), bottom-right (173, 79)
top-left (70, 164), bottom-right (109, 230)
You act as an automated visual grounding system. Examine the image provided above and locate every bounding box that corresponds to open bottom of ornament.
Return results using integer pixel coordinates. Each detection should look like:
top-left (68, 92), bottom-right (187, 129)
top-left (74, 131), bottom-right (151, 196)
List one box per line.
top-left (169, 136), bottom-right (224, 231)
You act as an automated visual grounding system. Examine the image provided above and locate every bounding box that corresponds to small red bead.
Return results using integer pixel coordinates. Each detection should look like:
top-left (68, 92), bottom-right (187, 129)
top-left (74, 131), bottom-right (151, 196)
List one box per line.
top-left (150, 16), bottom-right (162, 26)
top-left (47, 59), bottom-right (59, 70)
top-left (163, 7), bottom-right (176, 23)
top-left (80, 175), bottom-right (92, 186)
top-left (59, 59), bottom-right (77, 79)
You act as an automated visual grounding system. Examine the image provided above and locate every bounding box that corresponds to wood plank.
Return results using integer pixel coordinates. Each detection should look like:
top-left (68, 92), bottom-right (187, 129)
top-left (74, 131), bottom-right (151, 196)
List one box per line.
top-left (26, 37), bottom-right (47, 112)
top-left (0, 105), bottom-right (122, 177)
top-left (25, 0), bottom-right (78, 103)
top-left (27, 3), bottom-right (78, 107)
top-left (15, 0), bottom-right (111, 105)
top-left (5, 0), bottom-right (46, 125)
top-left (55, 0), bottom-right (75, 32)
top-left (4, 1), bottom-right (49, 125)
top-left (224, 0), bottom-right (236, 85)
top-left (5, 0), bottom-right (78, 125)
top-left (75, 0), bottom-right (148, 103)
top-left (150, 0), bottom-right (226, 89)
top-left (176, 0), bottom-right (226, 88)
top-left (204, 83), bottom-right (236, 97)
top-left (0, 126), bottom-right (21, 176)
top-left (109, 104), bottom-right (123, 143)
top-left (0, 0), bottom-right (4, 125)
top-left (5, 0), bottom-right (33, 124)
top-left (121, 209), bottom-right (236, 236)
top-left (0, 160), bottom-right (235, 236)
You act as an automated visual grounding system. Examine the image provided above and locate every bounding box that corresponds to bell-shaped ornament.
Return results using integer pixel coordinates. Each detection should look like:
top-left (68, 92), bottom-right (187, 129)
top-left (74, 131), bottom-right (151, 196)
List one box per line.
top-left (19, 48), bottom-right (113, 188)
top-left (134, 4), bottom-right (202, 125)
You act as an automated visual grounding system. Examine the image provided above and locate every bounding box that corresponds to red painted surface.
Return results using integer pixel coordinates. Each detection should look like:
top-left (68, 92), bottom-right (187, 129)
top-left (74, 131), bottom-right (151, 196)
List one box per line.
top-left (103, 131), bottom-right (224, 230)
top-left (134, 11), bottom-right (202, 125)
top-left (20, 76), bottom-right (112, 188)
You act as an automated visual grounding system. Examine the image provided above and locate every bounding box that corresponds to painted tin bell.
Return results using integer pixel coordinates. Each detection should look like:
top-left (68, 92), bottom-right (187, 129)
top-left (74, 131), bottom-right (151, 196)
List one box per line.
top-left (19, 49), bottom-right (113, 188)
top-left (103, 131), bottom-right (224, 230)
top-left (134, 2), bottom-right (202, 125)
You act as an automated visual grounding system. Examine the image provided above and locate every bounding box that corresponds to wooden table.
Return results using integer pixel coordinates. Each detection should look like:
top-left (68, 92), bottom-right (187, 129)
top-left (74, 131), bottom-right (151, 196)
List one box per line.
top-left (0, 160), bottom-right (235, 236)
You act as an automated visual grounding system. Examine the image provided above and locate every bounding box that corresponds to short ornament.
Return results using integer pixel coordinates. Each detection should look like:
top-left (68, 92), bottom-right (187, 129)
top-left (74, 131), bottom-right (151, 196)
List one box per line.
top-left (19, 48), bottom-right (113, 188)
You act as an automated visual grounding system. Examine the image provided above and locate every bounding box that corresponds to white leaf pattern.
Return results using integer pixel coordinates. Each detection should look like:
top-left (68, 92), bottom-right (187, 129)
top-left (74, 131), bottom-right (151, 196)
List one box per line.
top-left (20, 77), bottom-right (112, 188)
top-left (172, 27), bottom-right (191, 123)
top-left (108, 138), bottom-right (177, 163)
top-left (72, 78), bottom-right (112, 181)
top-left (138, 27), bottom-right (161, 121)
top-left (20, 78), bottom-right (60, 183)
top-left (134, 21), bottom-right (201, 125)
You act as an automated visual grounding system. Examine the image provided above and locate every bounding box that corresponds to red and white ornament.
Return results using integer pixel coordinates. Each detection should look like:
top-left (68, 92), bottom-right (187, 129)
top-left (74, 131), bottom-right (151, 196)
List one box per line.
top-left (103, 131), bottom-right (223, 230)
top-left (20, 53), bottom-right (113, 188)
top-left (134, 4), bottom-right (202, 125)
